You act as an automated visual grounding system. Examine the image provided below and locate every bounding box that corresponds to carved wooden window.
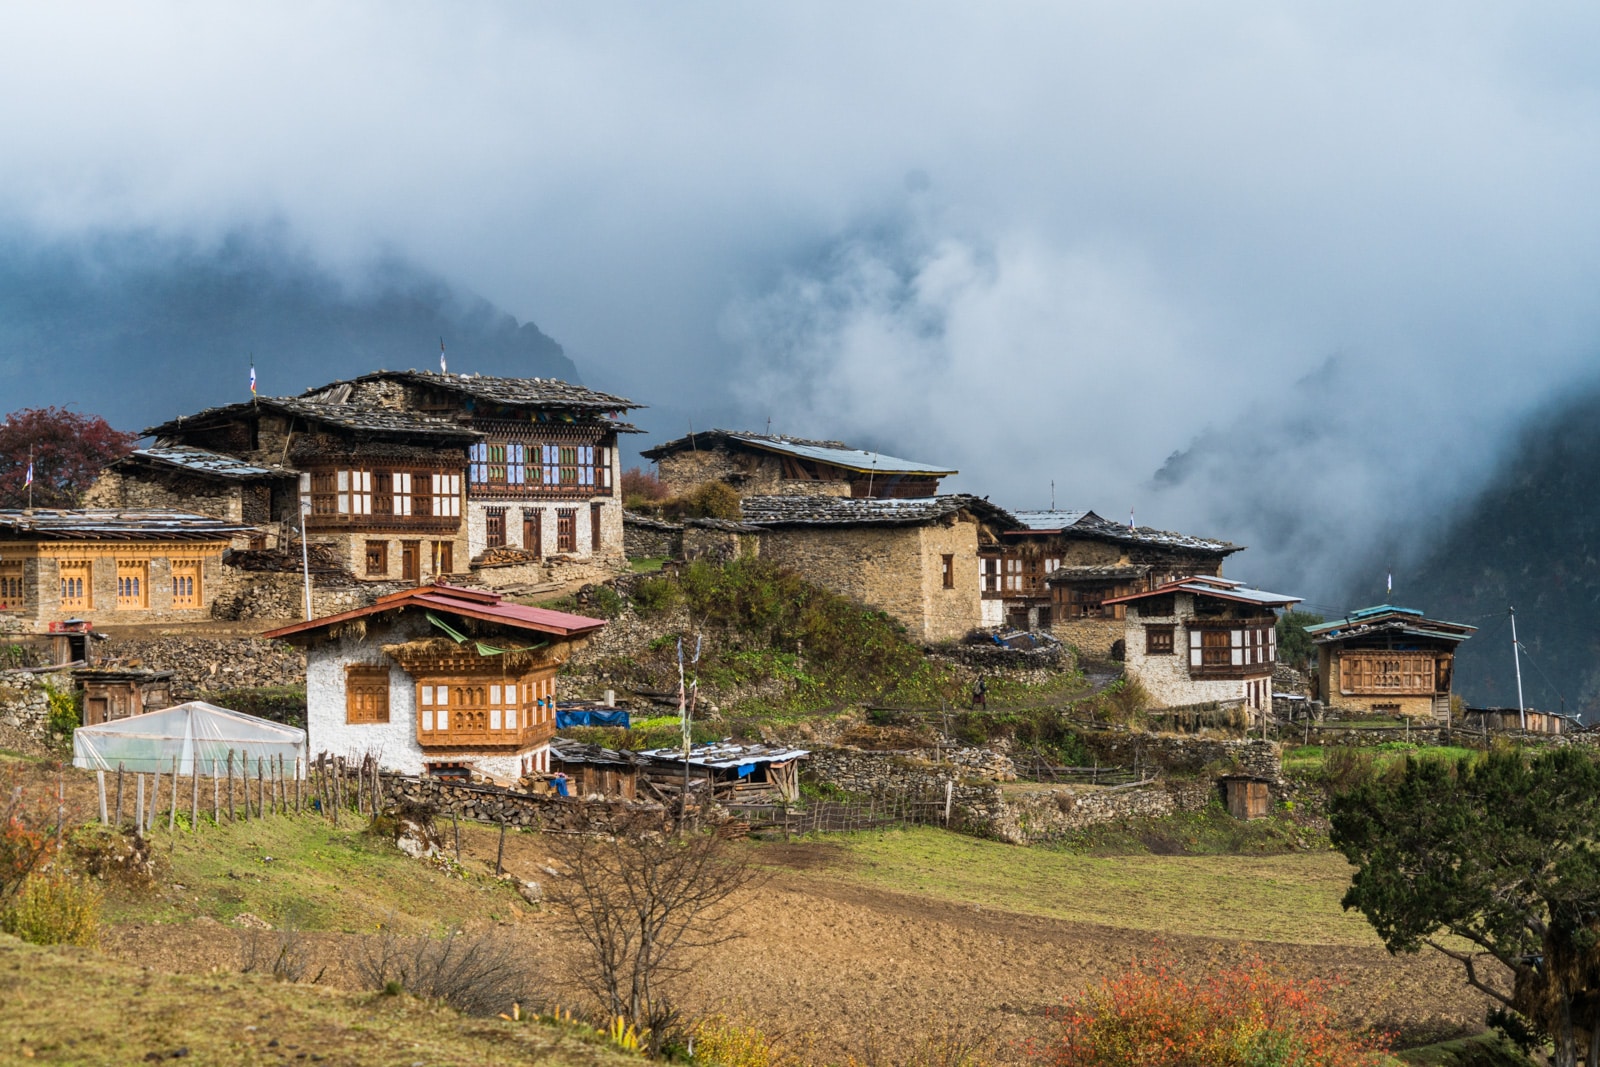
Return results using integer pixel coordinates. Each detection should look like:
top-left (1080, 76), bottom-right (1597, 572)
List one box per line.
top-left (0, 562), bottom-right (23, 605)
top-left (1340, 653), bottom-right (1436, 695)
top-left (432, 473), bottom-right (461, 518)
top-left (980, 557), bottom-right (1000, 594)
top-left (941, 554), bottom-right (954, 589)
top-left (58, 560), bottom-right (91, 610)
top-left (346, 666), bottom-right (390, 724)
top-left (486, 507), bottom-right (507, 548)
top-left (432, 540), bottom-right (454, 574)
top-left (1146, 626), bottom-right (1174, 655)
top-left (556, 509), bottom-right (577, 553)
top-left (365, 541), bottom-right (389, 576)
top-left (171, 560), bottom-right (202, 609)
top-left (116, 560), bottom-right (148, 610)
top-left (391, 472), bottom-right (413, 517)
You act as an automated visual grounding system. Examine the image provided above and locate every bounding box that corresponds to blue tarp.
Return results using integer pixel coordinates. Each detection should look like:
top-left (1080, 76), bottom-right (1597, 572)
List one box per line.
top-left (556, 709), bottom-right (631, 729)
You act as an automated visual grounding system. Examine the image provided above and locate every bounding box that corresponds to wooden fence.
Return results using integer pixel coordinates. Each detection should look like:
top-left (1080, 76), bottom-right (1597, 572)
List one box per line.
top-left (94, 752), bottom-right (381, 834)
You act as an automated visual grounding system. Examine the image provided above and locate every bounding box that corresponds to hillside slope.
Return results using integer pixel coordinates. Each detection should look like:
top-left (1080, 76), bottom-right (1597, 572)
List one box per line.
top-left (1367, 381), bottom-right (1600, 717)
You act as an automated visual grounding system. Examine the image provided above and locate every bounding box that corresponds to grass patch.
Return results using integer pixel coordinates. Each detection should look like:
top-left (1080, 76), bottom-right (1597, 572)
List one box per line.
top-left (1041, 801), bottom-right (1326, 856)
top-left (97, 815), bottom-right (517, 933)
top-left (0, 935), bottom-right (640, 1066)
top-left (1395, 1031), bottom-right (1536, 1066)
top-left (629, 557), bottom-right (667, 573)
top-left (1283, 744), bottom-right (1484, 779)
top-left (823, 826), bottom-right (1378, 945)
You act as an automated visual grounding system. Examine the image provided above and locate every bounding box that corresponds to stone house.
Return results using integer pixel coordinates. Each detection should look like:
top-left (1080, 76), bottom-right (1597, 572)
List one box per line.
top-left (140, 395), bottom-right (478, 584)
top-left (978, 510), bottom-right (1238, 652)
top-left (739, 495), bottom-right (1018, 643)
top-left (298, 372), bottom-right (642, 573)
top-left (1306, 605), bottom-right (1475, 720)
top-left (1105, 576), bottom-right (1301, 719)
top-left (0, 509), bottom-right (252, 628)
top-left (263, 583), bottom-right (605, 781)
top-left (84, 445), bottom-right (298, 546)
top-left (641, 429), bottom-right (957, 500)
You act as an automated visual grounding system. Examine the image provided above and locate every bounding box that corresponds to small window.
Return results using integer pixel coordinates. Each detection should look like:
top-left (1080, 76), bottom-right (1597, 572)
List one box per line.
top-left (346, 666), bottom-right (390, 724)
top-left (941, 554), bottom-right (954, 589)
top-left (116, 560), bottom-right (148, 610)
top-left (1145, 626), bottom-right (1175, 655)
top-left (486, 507), bottom-right (507, 548)
top-left (365, 541), bottom-right (388, 577)
top-left (432, 540), bottom-right (454, 575)
top-left (556, 508), bottom-right (577, 553)
top-left (591, 502), bottom-right (603, 552)
top-left (171, 560), bottom-right (202, 609)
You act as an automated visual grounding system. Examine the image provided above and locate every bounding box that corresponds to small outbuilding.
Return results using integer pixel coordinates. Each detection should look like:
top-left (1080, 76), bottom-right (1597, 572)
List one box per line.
top-left (1219, 774), bottom-right (1274, 821)
top-left (72, 700), bottom-right (306, 775)
top-left (1306, 605), bottom-right (1476, 721)
top-left (72, 667), bottom-right (175, 725)
top-left (634, 741), bottom-right (808, 803)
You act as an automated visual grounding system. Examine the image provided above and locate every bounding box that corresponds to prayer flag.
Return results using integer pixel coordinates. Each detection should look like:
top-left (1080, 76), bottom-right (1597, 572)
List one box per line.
top-left (249, 363), bottom-right (256, 395)
top-left (440, 338), bottom-right (447, 374)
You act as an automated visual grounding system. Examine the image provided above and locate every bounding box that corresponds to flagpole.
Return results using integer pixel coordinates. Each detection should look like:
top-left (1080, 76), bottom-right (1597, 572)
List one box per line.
top-left (26, 445), bottom-right (32, 511)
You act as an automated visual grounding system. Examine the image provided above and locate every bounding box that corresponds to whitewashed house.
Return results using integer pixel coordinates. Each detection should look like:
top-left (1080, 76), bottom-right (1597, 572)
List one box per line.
top-left (265, 583), bottom-right (605, 781)
top-left (1104, 576), bottom-right (1300, 718)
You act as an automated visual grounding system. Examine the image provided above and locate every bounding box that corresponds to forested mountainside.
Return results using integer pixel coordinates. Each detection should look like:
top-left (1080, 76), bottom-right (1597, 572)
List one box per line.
top-left (1371, 380), bottom-right (1600, 719)
top-left (0, 229), bottom-right (578, 432)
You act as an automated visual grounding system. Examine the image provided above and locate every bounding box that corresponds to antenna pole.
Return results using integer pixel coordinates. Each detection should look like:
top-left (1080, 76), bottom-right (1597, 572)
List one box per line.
top-left (300, 494), bottom-right (313, 621)
top-left (1510, 606), bottom-right (1526, 730)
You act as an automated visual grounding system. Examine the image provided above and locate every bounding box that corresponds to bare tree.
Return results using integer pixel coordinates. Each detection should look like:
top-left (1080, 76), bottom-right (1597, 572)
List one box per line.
top-left (541, 813), bottom-right (754, 1051)
top-left (354, 923), bottom-right (536, 1017)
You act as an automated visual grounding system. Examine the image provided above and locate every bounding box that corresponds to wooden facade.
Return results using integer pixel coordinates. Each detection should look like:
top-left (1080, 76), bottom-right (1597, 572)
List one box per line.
top-left (1308, 606), bottom-right (1476, 721)
top-left (73, 668), bottom-right (175, 725)
top-left (1221, 776), bottom-right (1272, 821)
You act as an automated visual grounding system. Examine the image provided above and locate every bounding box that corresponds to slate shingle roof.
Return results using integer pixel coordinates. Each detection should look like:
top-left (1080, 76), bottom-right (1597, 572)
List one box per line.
top-left (344, 370), bottom-right (641, 412)
top-left (739, 494), bottom-right (1017, 528)
top-left (0, 509), bottom-right (253, 541)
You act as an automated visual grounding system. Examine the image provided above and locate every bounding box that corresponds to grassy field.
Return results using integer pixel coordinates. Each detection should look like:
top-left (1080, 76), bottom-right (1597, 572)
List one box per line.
top-left (824, 827), bottom-right (1379, 945)
top-left (1283, 744), bottom-right (1483, 777)
top-left (89, 813), bottom-right (523, 933)
top-left (0, 934), bottom-right (638, 1067)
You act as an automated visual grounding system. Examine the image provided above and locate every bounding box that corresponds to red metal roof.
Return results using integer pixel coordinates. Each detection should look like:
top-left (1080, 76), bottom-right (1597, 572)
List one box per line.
top-left (262, 583), bottom-right (606, 642)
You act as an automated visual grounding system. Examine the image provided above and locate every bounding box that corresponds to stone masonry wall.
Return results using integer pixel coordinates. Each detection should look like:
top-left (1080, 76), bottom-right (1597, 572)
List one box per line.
top-left (0, 668), bottom-right (69, 746)
top-left (378, 771), bottom-right (661, 831)
top-left (99, 635), bottom-right (306, 697)
top-left (1078, 733), bottom-right (1283, 780)
top-left (1050, 616), bottom-right (1126, 658)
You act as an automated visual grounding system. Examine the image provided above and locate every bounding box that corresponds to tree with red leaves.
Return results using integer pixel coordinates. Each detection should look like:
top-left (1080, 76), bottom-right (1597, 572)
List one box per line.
top-left (0, 407), bottom-right (137, 509)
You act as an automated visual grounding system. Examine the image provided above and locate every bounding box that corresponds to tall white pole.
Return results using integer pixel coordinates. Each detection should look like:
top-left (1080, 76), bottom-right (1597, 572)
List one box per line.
top-left (300, 498), bottom-right (312, 621)
top-left (1510, 606), bottom-right (1526, 731)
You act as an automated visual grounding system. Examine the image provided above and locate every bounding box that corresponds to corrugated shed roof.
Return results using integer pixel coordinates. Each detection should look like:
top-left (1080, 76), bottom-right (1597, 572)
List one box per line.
top-left (635, 741), bottom-right (809, 769)
top-left (641, 429), bottom-right (956, 476)
top-left (739, 494), bottom-right (1018, 528)
top-left (120, 445), bottom-right (291, 481)
top-left (344, 370), bottom-right (641, 412)
top-left (262, 582), bottom-right (606, 642)
top-left (1104, 576), bottom-right (1300, 608)
top-left (0, 509), bottom-right (253, 542)
top-left (1307, 605), bottom-right (1477, 645)
top-left (145, 397), bottom-right (479, 441)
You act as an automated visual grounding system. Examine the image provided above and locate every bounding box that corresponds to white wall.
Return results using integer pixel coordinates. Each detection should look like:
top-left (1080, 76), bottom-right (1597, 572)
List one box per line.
top-left (1122, 592), bottom-right (1272, 708)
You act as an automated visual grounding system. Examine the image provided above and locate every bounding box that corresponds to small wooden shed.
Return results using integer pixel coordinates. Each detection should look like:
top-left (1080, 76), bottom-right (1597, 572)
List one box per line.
top-left (72, 668), bottom-right (176, 725)
top-left (1219, 774), bottom-right (1273, 821)
top-left (549, 738), bottom-right (638, 799)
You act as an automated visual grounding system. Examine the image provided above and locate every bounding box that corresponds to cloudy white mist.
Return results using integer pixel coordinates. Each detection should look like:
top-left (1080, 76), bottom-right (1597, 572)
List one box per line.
top-left (4, 3), bottom-right (1600, 600)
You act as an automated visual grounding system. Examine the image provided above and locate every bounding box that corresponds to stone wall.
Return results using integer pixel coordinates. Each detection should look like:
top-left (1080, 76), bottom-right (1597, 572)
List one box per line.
top-left (624, 518), bottom-right (681, 560)
top-left (1050, 616), bottom-right (1126, 658)
top-left (99, 634), bottom-right (306, 697)
top-left (83, 467), bottom-right (265, 527)
top-left (378, 771), bottom-right (661, 830)
top-left (0, 669), bottom-right (69, 746)
top-left (757, 516), bottom-right (982, 644)
top-left (1077, 733), bottom-right (1283, 780)
top-left (207, 566), bottom-right (408, 622)
top-left (656, 446), bottom-right (853, 499)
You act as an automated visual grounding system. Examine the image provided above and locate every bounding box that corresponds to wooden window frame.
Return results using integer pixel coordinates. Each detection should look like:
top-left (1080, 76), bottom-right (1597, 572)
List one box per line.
top-left (400, 540), bottom-right (420, 582)
top-left (485, 507), bottom-right (508, 549)
top-left (115, 560), bottom-right (149, 610)
top-left (171, 560), bottom-right (202, 609)
top-left (523, 510), bottom-right (542, 558)
top-left (590, 502), bottom-right (603, 552)
top-left (432, 540), bottom-right (454, 575)
top-left (941, 554), bottom-right (954, 589)
top-left (556, 508), bottom-right (577, 553)
top-left (346, 665), bottom-right (391, 724)
top-left (365, 540), bottom-right (389, 577)
top-left (59, 560), bottom-right (92, 611)
top-left (1145, 625), bottom-right (1175, 655)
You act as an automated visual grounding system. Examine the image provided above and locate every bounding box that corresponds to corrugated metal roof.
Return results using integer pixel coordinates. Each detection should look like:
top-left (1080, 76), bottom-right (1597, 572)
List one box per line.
top-left (1307, 605), bottom-right (1477, 644)
top-left (122, 445), bottom-right (290, 481)
top-left (739, 494), bottom-right (1018, 528)
top-left (1104, 576), bottom-right (1300, 608)
top-left (0, 509), bottom-right (253, 542)
top-left (641, 429), bottom-right (956, 476)
top-left (343, 370), bottom-right (641, 412)
top-left (263, 582), bottom-right (606, 642)
top-left (635, 741), bottom-right (809, 769)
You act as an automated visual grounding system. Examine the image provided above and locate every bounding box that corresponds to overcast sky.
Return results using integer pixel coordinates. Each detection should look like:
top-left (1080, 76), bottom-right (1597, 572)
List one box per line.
top-left (3, 3), bottom-right (1599, 599)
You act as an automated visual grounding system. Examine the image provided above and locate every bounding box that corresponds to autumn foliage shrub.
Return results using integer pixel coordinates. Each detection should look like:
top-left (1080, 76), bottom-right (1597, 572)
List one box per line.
top-left (2, 867), bottom-right (102, 946)
top-left (1032, 957), bottom-right (1389, 1067)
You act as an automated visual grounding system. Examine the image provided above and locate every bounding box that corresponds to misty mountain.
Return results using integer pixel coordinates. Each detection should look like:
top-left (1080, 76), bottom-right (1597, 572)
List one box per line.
top-left (0, 228), bottom-right (578, 433)
top-left (1363, 381), bottom-right (1600, 718)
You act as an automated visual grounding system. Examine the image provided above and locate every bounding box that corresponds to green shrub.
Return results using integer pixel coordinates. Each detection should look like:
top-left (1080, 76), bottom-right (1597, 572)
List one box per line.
top-left (43, 685), bottom-right (80, 739)
top-left (2, 867), bottom-right (102, 947)
top-left (663, 481), bottom-right (742, 520)
top-left (633, 577), bottom-right (682, 616)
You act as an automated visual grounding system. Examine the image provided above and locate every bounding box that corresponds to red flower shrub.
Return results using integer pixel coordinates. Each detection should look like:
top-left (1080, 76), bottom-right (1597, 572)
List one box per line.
top-left (1031, 957), bottom-right (1389, 1067)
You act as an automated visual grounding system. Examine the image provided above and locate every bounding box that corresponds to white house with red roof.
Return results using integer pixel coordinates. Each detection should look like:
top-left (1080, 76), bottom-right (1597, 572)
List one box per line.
top-left (264, 583), bottom-right (605, 782)
top-left (1103, 575), bottom-right (1301, 718)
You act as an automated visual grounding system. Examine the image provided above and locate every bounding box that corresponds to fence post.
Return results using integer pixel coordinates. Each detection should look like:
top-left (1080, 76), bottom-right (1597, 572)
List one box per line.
top-left (944, 780), bottom-right (953, 826)
top-left (496, 818), bottom-right (507, 876)
top-left (212, 759), bottom-right (220, 824)
top-left (227, 750), bottom-right (236, 822)
top-left (96, 770), bottom-right (107, 825)
top-left (114, 763), bottom-right (125, 828)
top-left (136, 774), bottom-right (146, 835)
top-left (169, 755), bottom-right (178, 832)
top-left (149, 767), bottom-right (162, 833)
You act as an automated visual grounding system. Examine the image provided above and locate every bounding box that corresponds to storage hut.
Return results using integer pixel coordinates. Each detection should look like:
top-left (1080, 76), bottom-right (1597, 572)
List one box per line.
top-left (634, 742), bottom-right (808, 803)
top-left (1219, 774), bottom-right (1273, 821)
top-left (549, 738), bottom-right (638, 799)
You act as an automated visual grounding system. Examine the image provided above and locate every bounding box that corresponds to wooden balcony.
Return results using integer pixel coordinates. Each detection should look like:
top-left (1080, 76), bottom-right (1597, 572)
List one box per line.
top-left (417, 715), bottom-right (555, 752)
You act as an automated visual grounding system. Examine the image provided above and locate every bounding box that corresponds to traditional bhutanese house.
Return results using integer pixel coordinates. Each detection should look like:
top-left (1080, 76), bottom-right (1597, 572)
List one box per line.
top-left (142, 396), bottom-right (478, 583)
top-left (1105, 576), bottom-right (1301, 719)
top-left (641, 430), bottom-right (958, 500)
top-left (0, 509), bottom-right (253, 627)
top-left (978, 510), bottom-right (1239, 652)
top-left (299, 372), bottom-right (643, 571)
top-left (1306, 606), bottom-right (1476, 721)
top-left (83, 445), bottom-right (298, 547)
top-left (634, 742), bottom-right (808, 803)
top-left (1463, 706), bottom-right (1570, 735)
top-left (263, 583), bottom-right (605, 781)
top-left (739, 495), bottom-right (1018, 643)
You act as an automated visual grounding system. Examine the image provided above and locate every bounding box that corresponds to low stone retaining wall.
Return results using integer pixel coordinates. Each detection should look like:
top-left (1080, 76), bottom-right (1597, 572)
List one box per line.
top-left (0, 668), bottom-right (68, 746)
top-left (100, 636), bottom-right (306, 698)
top-left (1080, 734), bottom-right (1282, 780)
top-left (377, 772), bottom-right (660, 831)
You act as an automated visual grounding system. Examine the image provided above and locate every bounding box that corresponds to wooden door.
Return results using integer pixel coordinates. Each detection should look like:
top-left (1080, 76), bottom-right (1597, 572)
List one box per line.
top-left (523, 511), bottom-right (542, 557)
top-left (401, 542), bottom-right (420, 582)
